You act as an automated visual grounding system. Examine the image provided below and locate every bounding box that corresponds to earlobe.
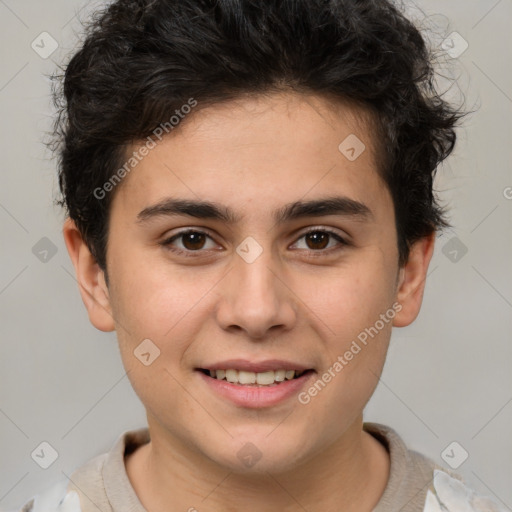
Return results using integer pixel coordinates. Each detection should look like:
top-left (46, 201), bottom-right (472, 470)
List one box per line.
top-left (62, 218), bottom-right (116, 332)
top-left (392, 233), bottom-right (435, 328)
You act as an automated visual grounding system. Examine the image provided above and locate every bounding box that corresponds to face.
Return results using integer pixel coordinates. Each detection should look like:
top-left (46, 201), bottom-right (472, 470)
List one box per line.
top-left (65, 91), bottom-right (433, 475)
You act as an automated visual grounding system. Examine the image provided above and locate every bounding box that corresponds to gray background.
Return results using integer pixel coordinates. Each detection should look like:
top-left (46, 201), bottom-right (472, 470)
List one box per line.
top-left (1, 0), bottom-right (511, 510)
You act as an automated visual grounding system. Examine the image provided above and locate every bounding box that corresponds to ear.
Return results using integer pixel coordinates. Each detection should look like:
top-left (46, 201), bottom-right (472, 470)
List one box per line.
top-left (393, 233), bottom-right (435, 327)
top-left (62, 217), bottom-right (115, 332)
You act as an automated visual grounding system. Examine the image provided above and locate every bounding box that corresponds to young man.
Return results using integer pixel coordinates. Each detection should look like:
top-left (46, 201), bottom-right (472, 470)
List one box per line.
top-left (19, 0), bottom-right (505, 511)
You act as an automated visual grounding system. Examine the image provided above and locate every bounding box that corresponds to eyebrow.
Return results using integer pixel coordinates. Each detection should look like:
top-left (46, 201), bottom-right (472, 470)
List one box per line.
top-left (136, 196), bottom-right (373, 225)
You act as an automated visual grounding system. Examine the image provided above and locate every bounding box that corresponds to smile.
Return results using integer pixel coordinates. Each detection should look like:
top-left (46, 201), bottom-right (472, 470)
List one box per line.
top-left (198, 368), bottom-right (311, 386)
top-left (196, 367), bottom-right (316, 408)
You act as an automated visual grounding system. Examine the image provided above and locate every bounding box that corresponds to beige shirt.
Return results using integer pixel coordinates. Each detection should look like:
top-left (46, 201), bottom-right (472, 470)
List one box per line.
top-left (19, 422), bottom-right (505, 512)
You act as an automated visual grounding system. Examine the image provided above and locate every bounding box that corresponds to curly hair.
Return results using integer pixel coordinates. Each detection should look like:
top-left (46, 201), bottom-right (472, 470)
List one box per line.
top-left (52, 0), bottom-right (464, 273)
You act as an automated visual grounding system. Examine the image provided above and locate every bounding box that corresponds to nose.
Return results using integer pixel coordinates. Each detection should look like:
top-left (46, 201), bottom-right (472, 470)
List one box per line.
top-left (214, 241), bottom-right (297, 340)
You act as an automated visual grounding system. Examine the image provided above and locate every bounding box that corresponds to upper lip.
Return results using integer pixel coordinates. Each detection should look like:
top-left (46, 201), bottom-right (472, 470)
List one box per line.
top-left (197, 359), bottom-right (314, 373)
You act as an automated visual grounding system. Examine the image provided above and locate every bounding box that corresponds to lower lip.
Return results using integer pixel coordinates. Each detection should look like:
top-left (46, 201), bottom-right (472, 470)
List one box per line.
top-left (197, 370), bottom-right (315, 408)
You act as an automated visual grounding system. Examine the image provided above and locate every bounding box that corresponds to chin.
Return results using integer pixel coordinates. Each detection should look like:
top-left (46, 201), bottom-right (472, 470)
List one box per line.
top-left (203, 431), bottom-right (314, 475)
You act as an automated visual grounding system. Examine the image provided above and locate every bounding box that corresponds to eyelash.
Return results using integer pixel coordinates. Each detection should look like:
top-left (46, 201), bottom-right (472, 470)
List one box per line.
top-left (159, 227), bottom-right (349, 258)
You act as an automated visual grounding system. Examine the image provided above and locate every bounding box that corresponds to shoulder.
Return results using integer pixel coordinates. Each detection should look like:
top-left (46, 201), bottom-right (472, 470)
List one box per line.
top-left (17, 452), bottom-right (108, 512)
top-left (364, 422), bottom-right (506, 512)
top-left (17, 428), bottom-right (148, 512)
top-left (17, 479), bottom-right (81, 512)
top-left (406, 445), bottom-right (508, 511)
top-left (424, 468), bottom-right (508, 512)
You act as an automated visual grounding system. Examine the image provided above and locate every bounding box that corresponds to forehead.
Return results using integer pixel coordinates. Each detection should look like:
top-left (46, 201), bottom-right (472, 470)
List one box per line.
top-left (111, 91), bottom-right (391, 224)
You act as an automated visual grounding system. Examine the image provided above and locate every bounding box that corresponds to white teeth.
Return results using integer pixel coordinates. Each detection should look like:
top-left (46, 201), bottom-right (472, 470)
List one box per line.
top-left (238, 370), bottom-right (256, 384)
top-left (256, 371), bottom-right (275, 385)
top-left (205, 368), bottom-right (308, 386)
top-left (225, 369), bottom-right (238, 383)
top-left (274, 369), bottom-right (286, 382)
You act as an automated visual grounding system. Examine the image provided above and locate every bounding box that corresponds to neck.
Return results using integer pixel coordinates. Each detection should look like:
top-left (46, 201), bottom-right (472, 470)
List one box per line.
top-left (126, 415), bottom-right (390, 512)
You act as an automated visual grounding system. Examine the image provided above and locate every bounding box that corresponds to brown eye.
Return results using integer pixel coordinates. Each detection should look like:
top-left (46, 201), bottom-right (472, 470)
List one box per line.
top-left (304, 231), bottom-right (330, 250)
top-left (161, 229), bottom-right (218, 256)
top-left (180, 231), bottom-right (207, 250)
top-left (292, 228), bottom-right (348, 254)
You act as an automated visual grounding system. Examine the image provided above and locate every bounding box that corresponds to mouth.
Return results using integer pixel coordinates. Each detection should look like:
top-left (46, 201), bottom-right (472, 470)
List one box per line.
top-left (196, 367), bottom-right (315, 387)
top-left (195, 365), bottom-right (316, 408)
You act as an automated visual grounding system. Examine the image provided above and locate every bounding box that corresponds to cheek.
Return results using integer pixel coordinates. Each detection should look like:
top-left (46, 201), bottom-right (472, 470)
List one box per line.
top-left (109, 248), bottom-right (203, 339)
top-left (292, 250), bottom-right (396, 406)
top-left (107, 260), bottom-right (199, 422)
top-left (296, 249), bottom-right (397, 340)
top-left (107, 249), bottom-right (221, 394)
